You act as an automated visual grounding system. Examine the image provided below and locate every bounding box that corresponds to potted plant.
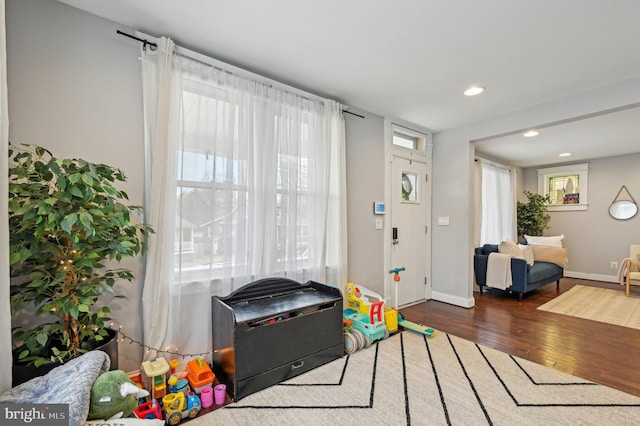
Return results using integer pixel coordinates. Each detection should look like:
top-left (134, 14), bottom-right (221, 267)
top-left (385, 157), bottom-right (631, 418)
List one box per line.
top-left (8, 144), bottom-right (153, 373)
top-left (517, 190), bottom-right (551, 239)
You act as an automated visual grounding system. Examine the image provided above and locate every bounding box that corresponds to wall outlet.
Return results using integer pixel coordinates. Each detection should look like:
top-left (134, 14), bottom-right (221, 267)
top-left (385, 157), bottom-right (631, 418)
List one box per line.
top-left (610, 261), bottom-right (618, 269)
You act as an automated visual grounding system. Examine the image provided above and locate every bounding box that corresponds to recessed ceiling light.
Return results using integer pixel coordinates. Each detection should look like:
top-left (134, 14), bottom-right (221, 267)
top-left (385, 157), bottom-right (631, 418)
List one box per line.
top-left (559, 152), bottom-right (571, 157)
top-left (464, 86), bottom-right (485, 96)
top-left (523, 130), bottom-right (539, 137)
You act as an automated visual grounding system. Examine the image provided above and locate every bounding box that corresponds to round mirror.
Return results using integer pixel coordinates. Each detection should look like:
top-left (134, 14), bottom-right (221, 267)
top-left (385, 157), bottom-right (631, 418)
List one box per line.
top-left (609, 200), bottom-right (638, 220)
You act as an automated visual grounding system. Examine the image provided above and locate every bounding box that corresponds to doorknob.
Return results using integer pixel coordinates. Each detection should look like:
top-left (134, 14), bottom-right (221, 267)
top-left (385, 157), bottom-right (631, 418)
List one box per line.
top-left (392, 227), bottom-right (399, 245)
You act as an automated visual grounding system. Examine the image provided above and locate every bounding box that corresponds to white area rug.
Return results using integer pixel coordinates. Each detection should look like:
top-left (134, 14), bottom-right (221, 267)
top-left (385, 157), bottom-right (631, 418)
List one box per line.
top-left (537, 285), bottom-right (640, 330)
top-left (188, 331), bottom-right (640, 425)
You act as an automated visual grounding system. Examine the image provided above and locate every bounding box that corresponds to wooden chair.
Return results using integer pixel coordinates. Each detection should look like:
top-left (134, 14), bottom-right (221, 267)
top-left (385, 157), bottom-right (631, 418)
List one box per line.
top-left (626, 245), bottom-right (640, 296)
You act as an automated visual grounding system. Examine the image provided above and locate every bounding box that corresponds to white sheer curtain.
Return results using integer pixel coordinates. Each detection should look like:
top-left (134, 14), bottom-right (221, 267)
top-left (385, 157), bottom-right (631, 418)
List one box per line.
top-left (479, 160), bottom-right (515, 245)
top-left (0, 0), bottom-right (11, 393)
top-left (140, 37), bottom-right (181, 359)
top-left (141, 37), bottom-right (347, 362)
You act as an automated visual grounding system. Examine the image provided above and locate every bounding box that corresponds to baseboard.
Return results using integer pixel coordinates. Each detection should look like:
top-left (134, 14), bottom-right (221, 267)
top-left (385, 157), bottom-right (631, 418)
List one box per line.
top-left (564, 270), bottom-right (620, 284)
top-left (432, 291), bottom-right (475, 308)
top-left (432, 272), bottom-right (620, 309)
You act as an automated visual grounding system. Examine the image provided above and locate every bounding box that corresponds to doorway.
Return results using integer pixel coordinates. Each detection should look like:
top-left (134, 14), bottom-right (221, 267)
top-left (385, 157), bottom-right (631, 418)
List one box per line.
top-left (387, 123), bottom-right (432, 308)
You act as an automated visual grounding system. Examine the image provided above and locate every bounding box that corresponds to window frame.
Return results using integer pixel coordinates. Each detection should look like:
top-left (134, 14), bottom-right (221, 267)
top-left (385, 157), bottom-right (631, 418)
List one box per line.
top-left (391, 125), bottom-right (429, 156)
top-left (537, 163), bottom-right (589, 211)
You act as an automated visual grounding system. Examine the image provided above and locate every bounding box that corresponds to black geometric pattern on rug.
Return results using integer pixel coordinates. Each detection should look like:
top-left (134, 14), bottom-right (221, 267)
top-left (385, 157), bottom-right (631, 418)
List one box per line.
top-left (278, 353), bottom-right (351, 387)
top-left (473, 337), bottom-right (640, 408)
top-left (447, 334), bottom-right (492, 424)
top-left (423, 329), bottom-right (449, 425)
top-left (225, 342), bottom-right (379, 410)
top-left (224, 330), bottom-right (640, 423)
top-left (508, 354), bottom-right (596, 386)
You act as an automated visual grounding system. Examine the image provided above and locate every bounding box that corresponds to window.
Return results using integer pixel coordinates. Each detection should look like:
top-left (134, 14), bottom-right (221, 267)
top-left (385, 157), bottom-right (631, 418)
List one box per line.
top-left (392, 126), bottom-right (428, 153)
top-left (175, 91), bottom-right (317, 281)
top-left (393, 133), bottom-right (419, 150)
top-left (401, 172), bottom-right (418, 202)
top-left (163, 68), bottom-right (346, 295)
top-left (537, 163), bottom-right (589, 211)
top-left (140, 36), bottom-right (347, 365)
top-left (548, 174), bottom-right (579, 204)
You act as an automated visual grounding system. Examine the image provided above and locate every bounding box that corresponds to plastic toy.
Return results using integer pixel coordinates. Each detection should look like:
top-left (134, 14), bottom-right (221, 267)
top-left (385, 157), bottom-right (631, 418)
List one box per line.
top-left (343, 282), bottom-right (389, 348)
top-left (186, 357), bottom-right (215, 394)
top-left (87, 370), bottom-right (150, 420)
top-left (388, 267), bottom-right (435, 337)
top-left (345, 282), bottom-right (385, 320)
top-left (162, 391), bottom-right (202, 425)
top-left (343, 331), bottom-right (358, 354)
top-left (384, 267), bottom-right (405, 332)
top-left (167, 375), bottom-right (191, 395)
top-left (127, 370), bottom-right (145, 390)
top-left (343, 318), bottom-right (358, 354)
top-left (200, 386), bottom-right (214, 408)
top-left (133, 399), bottom-right (163, 420)
top-left (141, 357), bottom-right (171, 400)
top-left (343, 317), bottom-right (370, 353)
top-left (213, 384), bottom-right (227, 405)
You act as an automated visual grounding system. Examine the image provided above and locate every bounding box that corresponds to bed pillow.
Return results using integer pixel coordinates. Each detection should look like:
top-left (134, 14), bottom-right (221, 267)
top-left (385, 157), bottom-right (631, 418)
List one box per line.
top-left (498, 240), bottom-right (525, 259)
top-left (518, 244), bottom-right (535, 266)
top-left (529, 245), bottom-right (568, 268)
top-left (524, 234), bottom-right (564, 248)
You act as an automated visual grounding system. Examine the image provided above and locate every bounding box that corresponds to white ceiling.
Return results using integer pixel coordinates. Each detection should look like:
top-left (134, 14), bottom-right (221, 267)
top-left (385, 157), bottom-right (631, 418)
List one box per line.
top-left (55, 0), bottom-right (640, 166)
top-left (473, 104), bottom-right (640, 168)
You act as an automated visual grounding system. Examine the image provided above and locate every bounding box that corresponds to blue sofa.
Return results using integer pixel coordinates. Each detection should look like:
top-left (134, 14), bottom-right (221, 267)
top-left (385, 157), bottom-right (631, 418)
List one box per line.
top-left (474, 244), bottom-right (563, 300)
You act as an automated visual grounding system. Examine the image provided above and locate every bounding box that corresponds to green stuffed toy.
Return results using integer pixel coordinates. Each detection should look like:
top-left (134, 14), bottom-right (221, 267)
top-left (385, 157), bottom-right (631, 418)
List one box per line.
top-left (88, 370), bottom-right (149, 420)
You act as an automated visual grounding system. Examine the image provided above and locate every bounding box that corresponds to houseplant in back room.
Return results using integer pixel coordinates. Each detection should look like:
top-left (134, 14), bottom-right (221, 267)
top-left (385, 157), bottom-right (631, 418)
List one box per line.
top-left (516, 190), bottom-right (551, 240)
top-left (8, 144), bottom-right (153, 384)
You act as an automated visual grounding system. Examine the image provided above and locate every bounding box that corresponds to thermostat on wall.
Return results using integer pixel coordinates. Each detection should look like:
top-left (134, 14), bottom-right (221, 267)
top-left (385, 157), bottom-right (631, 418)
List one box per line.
top-left (373, 202), bottom-right (385, 215)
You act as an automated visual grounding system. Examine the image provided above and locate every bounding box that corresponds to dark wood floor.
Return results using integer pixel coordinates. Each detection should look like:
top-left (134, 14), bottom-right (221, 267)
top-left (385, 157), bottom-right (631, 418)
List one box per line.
top-left (400, 277), bottom-right (640, 397)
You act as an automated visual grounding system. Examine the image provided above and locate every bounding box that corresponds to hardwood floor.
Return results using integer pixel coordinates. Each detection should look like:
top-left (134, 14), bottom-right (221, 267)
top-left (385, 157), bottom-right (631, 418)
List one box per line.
top-left (400, 277), bottom-right (640, 397)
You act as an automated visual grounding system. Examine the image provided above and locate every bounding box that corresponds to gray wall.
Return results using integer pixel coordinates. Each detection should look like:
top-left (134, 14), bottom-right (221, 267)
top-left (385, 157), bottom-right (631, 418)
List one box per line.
top-left (522, 153), bottom-right (640, 281)
top-left (8, 1), bottom-right (640, 372)
top-left (344, 108), bottom-right (387, 296)
top-left (6, 0), bottom-right (393, 371)
top-left (7, 0), bottom-right (145, 371)
top-left (432, 77), bottom-right (640, 307)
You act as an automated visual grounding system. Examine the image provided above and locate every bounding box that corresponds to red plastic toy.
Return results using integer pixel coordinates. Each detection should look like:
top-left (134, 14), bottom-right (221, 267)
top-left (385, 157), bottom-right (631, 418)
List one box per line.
top-left (133, 399), bottom-right (163, 420)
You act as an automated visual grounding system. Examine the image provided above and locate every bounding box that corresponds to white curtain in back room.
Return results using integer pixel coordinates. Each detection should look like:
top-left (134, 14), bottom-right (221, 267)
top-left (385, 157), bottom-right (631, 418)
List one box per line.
top-left (140, 36), bottom-right (347, 364)
top-left (480, 160), bottom-right (515, 245)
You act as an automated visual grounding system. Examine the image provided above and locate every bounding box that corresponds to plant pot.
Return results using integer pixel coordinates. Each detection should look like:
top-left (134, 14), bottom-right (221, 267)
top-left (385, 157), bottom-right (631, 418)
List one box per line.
top-left (12, 328), bottom-right (119, 387)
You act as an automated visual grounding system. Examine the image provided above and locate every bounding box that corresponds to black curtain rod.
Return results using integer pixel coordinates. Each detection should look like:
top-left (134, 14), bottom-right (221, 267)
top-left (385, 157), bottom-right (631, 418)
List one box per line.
top-left (117, 30), bottom-right (157, 51)
top-left (118, 30), bottom-right (354, 111)
top-left (342, 110), bottom-right (364, 119)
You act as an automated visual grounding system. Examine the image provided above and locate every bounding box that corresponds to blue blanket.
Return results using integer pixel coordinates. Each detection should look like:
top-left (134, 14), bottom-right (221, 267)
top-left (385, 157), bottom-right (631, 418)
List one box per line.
top-left (0, 351), bottom-right (110, 426)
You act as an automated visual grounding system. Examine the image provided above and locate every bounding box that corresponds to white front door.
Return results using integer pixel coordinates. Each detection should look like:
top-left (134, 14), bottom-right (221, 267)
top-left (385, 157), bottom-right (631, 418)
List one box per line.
top-left (390, 156), bottom-right (429, 307)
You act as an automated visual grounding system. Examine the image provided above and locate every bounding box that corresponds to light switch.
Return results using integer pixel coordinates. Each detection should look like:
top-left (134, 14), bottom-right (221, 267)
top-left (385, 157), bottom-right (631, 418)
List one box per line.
top-left (437, 216), bottom-right (450, 226)
top-left (375, 219), bottom-right (383, 230)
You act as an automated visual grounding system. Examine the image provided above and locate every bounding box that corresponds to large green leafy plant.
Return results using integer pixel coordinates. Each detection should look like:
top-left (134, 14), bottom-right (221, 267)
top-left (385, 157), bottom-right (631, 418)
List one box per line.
top-left (516, 190), bottom-right (551, 238)
top-left (9, 144), bottom-right (153, 366)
